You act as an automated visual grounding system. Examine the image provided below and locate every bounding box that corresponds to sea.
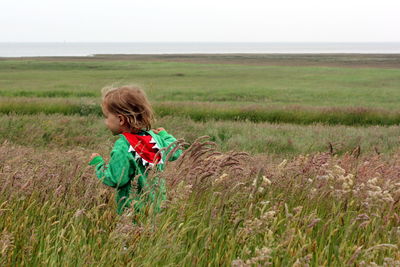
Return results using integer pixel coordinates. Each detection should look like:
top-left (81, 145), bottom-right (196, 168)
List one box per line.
top-left (0, 42), bottom-right (400, 57)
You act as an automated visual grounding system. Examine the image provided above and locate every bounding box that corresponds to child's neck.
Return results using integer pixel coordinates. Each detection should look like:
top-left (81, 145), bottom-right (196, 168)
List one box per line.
top-left (119, 125), bottom-right (132, 134)
top-left (121, 127), bottom-right (142, 134)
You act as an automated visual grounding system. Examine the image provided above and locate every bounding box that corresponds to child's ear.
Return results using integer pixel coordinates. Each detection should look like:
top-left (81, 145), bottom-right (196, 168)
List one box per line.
top-left (118, 115), bottom-right (126, 126)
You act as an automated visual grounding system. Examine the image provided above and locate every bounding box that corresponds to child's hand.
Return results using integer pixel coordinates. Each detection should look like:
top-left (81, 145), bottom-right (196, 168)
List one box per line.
top-left (152, 127), bottom-right (165, 134)
top-left (90, 153), bottom-right (100, 161)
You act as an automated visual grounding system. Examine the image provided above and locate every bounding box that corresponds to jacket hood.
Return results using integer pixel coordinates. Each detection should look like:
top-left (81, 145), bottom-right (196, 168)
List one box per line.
top-left (122, 132), bottom-right (163, 167)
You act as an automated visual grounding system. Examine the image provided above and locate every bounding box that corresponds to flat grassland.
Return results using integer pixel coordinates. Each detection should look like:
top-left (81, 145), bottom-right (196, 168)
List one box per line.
top-left (1, 54), bottom-right (400, 266)
top-left (1, 54), bottom-right (400, 155)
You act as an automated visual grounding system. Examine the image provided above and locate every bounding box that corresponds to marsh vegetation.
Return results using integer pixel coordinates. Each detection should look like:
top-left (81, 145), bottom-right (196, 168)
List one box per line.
top-left (1, 54), bottom-right (400, 265)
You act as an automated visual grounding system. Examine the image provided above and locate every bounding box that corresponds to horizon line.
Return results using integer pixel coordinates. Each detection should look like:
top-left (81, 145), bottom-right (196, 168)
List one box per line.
top-left (1, 41), bottom-right (400, 44)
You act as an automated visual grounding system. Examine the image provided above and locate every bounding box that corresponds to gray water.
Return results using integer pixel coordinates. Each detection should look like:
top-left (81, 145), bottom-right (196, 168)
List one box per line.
top-left (1, 42), bottom-right (400, 57)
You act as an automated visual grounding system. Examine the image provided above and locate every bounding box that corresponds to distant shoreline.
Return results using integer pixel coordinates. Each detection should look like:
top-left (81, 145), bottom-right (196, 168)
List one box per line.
top-left (1, 42), bottom-right (399, 57)
top-left (1, 53), bottom-right (400, 68)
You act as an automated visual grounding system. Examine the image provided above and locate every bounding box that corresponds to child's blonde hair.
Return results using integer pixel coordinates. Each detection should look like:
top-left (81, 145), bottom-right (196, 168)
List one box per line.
top-left (102, 85), bottom-right (154, 132)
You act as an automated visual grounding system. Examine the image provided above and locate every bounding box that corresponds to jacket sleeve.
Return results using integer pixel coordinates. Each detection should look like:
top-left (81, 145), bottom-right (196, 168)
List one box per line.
top-left (158, 130), bottom-right (182, 161)
top-left (89, 146), bottom-right (133, 188)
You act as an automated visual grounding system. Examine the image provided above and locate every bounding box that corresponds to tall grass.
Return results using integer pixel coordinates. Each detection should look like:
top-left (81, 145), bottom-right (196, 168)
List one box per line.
top-left (1, 139), bottom-right (400, 265)
top-left (1, 56), bottom-right (400, 265)
top-left (3, 99), bottom-right (400, 126)
top-left (1, 113), bottom-right (400, 156)
top-left (0, 90), bottom-right (97, 98)
top-left (156, 102), bottom-right (400, 126)
top-left (0, 98), bottom-right (101, 116)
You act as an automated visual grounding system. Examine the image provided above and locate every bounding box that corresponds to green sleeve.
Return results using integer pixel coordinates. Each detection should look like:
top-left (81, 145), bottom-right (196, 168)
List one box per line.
top-left (88, 142), bottom-right (133, 188)
top-left (158, 130), bottom-right (182, 161)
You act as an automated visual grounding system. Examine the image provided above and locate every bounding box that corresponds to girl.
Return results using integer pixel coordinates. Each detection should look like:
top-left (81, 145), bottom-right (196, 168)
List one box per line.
top-left (89, 85), bottom-right (181, 215)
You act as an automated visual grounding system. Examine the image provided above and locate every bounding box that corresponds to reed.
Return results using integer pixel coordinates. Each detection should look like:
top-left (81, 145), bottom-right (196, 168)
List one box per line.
top-left (1, 138), bottom-right (400, 265)
top-left (3, 100), bottom-right (400, 126)
top-left (2, 113), bottom-right (400, 156)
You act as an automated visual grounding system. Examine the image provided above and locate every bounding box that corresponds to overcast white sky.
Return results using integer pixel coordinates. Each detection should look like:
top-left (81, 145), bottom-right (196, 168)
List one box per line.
top-left (1, 0), bottom-right (399, 42)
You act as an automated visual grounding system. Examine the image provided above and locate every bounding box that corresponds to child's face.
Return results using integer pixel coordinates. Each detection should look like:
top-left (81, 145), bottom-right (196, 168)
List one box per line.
top-left (103, 107), bottom-right (123, 135)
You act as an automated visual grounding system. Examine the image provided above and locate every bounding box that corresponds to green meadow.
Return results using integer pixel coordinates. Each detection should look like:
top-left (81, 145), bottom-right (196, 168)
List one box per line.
top-left (1, 57), bottom-right (400, 108)
top-left (1, 56), bottom-right (400, 126)
top-left (1, 55), bottom-right (400, 155)
top-left (1, 54), bottom-right (400, 265)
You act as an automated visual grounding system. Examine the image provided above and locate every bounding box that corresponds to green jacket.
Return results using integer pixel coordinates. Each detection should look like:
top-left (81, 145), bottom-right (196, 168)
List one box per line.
top-left (89, 130), bottom-right (181, 215)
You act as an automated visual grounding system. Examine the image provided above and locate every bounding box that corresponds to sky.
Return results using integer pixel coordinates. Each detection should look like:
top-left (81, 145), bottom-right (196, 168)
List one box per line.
top-left (1, 0), bottom-right (399, 42)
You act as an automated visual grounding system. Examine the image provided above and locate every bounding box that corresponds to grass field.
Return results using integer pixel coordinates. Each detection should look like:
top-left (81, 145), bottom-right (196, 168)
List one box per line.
top-left (1, 55), bottom-right (400, 126)
top-left (1, 54), bottom-right (400, 265)
top-left (1, 113), bottom-right (400, 157)
top-left (1, 57), bottom-right (400, 108)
